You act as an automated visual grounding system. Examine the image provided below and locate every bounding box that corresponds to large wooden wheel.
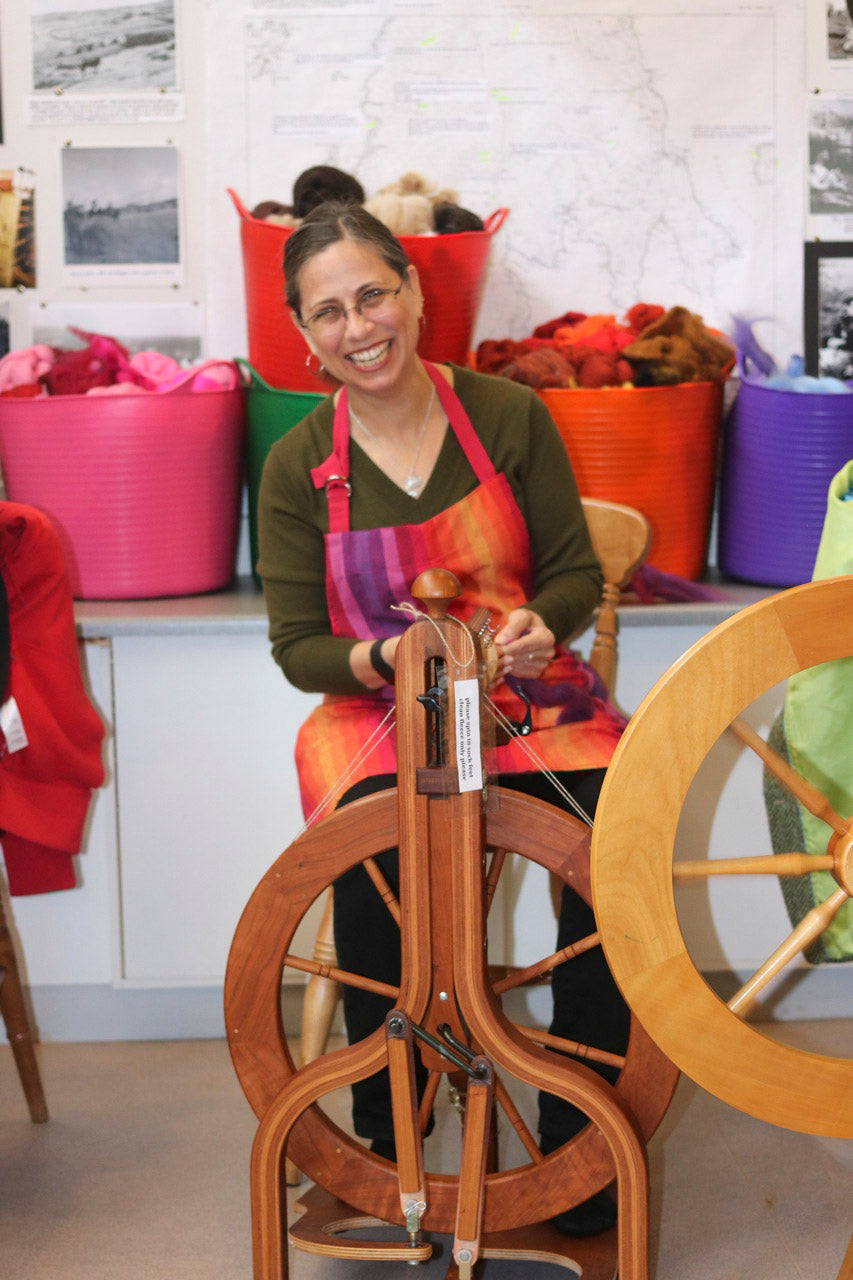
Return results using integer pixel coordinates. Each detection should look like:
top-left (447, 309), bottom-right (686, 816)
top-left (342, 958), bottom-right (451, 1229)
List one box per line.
top-left (592, 576), bottom-right (853, 1138)
top-left (225, 785), bottom-right (678, 1234)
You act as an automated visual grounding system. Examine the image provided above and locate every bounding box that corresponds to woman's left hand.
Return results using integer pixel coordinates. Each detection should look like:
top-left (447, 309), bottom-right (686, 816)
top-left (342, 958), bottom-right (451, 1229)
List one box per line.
top-left (493, 608), bottom-right (555, 680)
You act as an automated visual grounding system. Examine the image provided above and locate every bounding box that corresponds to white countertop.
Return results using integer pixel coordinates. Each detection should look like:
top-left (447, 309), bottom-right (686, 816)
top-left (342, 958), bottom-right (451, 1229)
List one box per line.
top-left (74, 573), bottom-right (776, 638)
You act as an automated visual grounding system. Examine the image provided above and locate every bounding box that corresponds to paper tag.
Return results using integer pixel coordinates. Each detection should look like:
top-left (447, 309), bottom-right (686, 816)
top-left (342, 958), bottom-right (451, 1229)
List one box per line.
top-left (0, 696), bottom-right (28, 753)
top-left (454, 678), bottom-right (483, 793)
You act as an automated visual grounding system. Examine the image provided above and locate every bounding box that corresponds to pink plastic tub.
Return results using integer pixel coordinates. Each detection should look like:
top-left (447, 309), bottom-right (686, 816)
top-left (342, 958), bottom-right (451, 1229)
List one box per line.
top-left (0, 362), bottom-right (245, 599)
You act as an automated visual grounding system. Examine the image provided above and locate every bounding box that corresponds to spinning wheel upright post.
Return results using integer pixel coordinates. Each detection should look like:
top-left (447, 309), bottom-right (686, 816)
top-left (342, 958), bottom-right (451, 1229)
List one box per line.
top-left (226, 568), bottom-right (676, 1279)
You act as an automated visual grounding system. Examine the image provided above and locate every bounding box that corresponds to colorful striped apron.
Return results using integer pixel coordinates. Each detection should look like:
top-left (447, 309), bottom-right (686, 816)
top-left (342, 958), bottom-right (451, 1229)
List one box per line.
top-left (296, 362), bottom-right (624, 820)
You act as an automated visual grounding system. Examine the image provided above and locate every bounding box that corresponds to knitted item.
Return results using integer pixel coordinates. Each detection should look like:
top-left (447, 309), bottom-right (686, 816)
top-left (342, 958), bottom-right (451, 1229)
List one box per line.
top-left (292, 165), bottom-right (365, 218)
top-left (250, 199), bottom-right (294, 221)
top-left (763, 714), bottom-right (834, 964)
top-left (623, 306), bottom-right (734, 385)
top-left (432, 201), bottom-right (484, 233)
top-left (773, 460), bottom-right (853, 963)
top-left (0, 505), bottom-right (105, 894)
top-left (363, 190), bottom-right (433, 236)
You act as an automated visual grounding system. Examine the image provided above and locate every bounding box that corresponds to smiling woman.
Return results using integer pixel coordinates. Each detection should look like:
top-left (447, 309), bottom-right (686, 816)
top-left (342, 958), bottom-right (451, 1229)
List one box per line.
top-left (256, 199), bottom-right (632, 1237)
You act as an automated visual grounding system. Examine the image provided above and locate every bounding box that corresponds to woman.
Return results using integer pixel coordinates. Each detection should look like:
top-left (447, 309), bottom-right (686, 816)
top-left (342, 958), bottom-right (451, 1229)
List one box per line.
top-left (257, 202), bottom-right (629, 1236)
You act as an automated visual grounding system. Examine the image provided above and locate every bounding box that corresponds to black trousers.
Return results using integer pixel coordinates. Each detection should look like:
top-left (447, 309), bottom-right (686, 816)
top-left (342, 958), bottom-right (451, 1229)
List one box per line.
top-left (332, 769), bottom-right (630, 1148)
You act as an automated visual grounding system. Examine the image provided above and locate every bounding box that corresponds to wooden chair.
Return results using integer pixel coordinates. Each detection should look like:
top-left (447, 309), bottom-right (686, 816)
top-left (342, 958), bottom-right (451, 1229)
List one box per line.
top-left (0, 878), bottom-right (48, 1122)
top-left (288, 497), bottom-right (652, 1174)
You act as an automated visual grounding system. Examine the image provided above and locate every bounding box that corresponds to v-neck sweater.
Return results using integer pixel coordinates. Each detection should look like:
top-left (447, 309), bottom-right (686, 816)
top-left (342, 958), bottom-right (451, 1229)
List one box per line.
top-left (257, 363), bottom-right (603, 695)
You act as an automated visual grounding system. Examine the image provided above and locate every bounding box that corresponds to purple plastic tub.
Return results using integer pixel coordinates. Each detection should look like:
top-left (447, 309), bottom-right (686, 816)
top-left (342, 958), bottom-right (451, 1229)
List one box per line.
top-left (718, 381), bottom-right (853, 586)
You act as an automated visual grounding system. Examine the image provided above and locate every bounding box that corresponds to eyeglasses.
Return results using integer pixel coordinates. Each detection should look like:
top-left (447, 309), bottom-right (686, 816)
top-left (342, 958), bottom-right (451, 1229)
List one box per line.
top-left (301, 281), bottom-right (405, 334)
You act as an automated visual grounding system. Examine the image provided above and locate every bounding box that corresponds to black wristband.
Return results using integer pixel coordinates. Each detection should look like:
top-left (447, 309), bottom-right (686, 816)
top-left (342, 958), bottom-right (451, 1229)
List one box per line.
top-left (369, 638), bottom-right (395, 685)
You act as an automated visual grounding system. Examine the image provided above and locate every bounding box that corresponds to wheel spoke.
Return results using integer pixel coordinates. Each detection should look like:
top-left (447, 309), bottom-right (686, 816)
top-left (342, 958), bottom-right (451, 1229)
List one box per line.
top-left (363, 856), bottom-right (401, 925)
top-left (674, 852), bottom-right (835, 879)
top-left (728, 886), bottom-right (850, 1017)
top-left (491, 932), bottom-right (600, 993)
top-left (515, 1023), bottom-right (626, 1071)
top-left (729, 717), bottom-right (848, 835)
top-left (493, 1072), bottom-right (543, 1164)
top-left (484, 847), bottom-right (507, 914)
top-left (283, 952), bottom-right (399, 1000)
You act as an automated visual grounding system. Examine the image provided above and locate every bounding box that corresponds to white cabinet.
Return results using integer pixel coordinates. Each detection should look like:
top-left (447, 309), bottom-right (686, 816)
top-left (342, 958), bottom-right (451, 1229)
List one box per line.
top-left (111, 630), bottom-right (317, 985)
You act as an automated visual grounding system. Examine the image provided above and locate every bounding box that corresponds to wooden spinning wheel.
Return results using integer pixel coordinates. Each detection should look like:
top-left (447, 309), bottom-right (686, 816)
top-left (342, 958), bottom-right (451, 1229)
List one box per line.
top-left (592, 575), bottom-right (853, 1140)
top-left (225, 570), bottom-right (678, 1279)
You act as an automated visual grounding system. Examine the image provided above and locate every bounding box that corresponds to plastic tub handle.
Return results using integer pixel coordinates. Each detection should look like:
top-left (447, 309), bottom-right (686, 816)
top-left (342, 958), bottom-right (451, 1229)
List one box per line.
top-left (161, 359), bottom-right (239, 395)
top-left (227, 188), bottom-right (253, 221)
top-left (483, 208), bottom-right (510, 236)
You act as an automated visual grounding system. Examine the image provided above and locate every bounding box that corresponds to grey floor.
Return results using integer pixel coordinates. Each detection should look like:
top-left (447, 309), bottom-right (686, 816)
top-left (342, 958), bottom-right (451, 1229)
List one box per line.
top-left (0, 1024), bottom-right (851, 1280)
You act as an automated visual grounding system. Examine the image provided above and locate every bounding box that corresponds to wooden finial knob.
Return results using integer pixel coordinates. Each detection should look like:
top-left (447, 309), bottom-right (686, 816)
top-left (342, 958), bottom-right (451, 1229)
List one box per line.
top-left (411, 569), bottom-right (462, 619)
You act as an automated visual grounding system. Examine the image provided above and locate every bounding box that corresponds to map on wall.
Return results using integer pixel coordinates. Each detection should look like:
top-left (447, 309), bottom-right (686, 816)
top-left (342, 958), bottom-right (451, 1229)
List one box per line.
top-left (205, 0), bottom-right (803, 364)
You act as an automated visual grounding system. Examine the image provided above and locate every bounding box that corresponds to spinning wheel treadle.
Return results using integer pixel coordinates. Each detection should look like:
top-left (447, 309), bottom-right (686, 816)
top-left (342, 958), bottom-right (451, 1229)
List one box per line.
top-left (592, 575), bottom-right (853, 1139)
top-left (225, 568), bottom-right (677, 1278)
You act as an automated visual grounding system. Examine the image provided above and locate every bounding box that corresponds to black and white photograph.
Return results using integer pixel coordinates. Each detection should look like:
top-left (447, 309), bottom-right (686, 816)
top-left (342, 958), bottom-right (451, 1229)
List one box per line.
top-left (804, 239), bottom-right (853, 377)
top-left (827, 0), bottom-right (853, 60)
top-left (0, 302), bottom-right (10, 359)
top-left (808, 99), bottom-right (853, 215)
top-left (31, 0), bottom-right (177, 94)
top-left (61, 144), bottom-right (179, 269)
top-left (0, 170), bottom-right (36, 289)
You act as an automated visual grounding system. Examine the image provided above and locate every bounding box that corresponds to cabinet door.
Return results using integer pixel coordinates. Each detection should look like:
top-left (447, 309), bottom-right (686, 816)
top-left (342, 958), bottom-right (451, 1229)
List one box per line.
top-left (112, 632), bottom-right (319, 984)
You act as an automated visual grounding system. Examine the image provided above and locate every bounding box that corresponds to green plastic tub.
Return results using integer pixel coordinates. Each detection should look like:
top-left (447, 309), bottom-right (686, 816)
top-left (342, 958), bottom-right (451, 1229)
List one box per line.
top-left (237, 358), bottom-right (323, 580)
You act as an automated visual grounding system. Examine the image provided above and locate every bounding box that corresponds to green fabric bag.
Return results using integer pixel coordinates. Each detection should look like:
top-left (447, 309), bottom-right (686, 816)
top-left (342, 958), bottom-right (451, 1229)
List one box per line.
top-left (764, 460), bottom-right (853, 962)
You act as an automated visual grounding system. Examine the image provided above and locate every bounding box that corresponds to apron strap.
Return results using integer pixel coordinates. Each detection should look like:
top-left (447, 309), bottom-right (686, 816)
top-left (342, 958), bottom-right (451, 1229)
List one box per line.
top-left (424, 361), bottom-right (495, 484)
top-left (315, 362), bottom-right (496, 534)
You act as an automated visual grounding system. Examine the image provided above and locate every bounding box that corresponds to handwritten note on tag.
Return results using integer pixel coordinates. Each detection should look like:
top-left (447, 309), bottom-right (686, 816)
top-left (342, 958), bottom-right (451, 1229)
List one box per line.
top-left (454, 679), bottom-right (483, 793)
top-left (0, 696), bottom-right (28, 753)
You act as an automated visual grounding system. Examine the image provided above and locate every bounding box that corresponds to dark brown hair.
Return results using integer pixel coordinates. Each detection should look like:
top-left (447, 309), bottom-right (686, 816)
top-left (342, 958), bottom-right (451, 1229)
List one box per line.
top-left (284, 201), bottom-right (410, 320)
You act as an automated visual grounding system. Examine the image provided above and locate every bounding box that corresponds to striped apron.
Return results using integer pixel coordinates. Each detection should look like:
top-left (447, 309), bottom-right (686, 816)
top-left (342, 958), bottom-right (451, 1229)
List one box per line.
top-left (295, 361), bottom-right (623, 820)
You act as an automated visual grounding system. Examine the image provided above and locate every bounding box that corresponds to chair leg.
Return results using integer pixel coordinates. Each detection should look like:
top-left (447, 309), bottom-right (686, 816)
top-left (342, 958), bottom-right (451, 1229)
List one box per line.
top-left (286, 891), bottom-right (340, 1184)
top-left (0, 897), bottom-right (48, 1122)
top-left (299, 892), bottom-right (341, 1065)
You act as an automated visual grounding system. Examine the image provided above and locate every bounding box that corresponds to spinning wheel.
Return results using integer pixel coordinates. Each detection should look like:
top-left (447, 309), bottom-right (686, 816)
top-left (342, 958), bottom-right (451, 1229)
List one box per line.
top-left (592, 575), bottom-right (853, 1139)
top-left (225, 570), bottom-right (677, 1278)
top-left (226, 794), bottom-right (675, 1222)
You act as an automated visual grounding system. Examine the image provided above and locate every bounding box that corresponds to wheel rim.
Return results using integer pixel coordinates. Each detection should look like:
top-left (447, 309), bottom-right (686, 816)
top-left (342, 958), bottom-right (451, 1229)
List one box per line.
top-left (592, 577), bottom-right (853, 1137)
top-left (226, 787), bottom-right (678, 1231)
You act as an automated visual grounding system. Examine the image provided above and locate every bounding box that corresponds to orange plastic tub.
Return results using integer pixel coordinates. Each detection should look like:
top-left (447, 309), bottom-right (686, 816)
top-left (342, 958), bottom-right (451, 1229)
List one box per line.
top-left (539, 381), bottom-right (724, 580)
top-left (228, 189), bottom-right (509, 391)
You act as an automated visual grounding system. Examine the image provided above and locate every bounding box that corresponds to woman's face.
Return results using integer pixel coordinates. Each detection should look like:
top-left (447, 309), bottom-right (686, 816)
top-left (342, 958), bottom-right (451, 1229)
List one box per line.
top-left (293, 237), bottom-right (423, 394)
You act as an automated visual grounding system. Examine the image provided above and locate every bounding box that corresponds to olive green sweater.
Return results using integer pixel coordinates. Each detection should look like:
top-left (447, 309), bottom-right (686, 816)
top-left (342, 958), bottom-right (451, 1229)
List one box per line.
top-left (257, 363), bottom-right (602, 694)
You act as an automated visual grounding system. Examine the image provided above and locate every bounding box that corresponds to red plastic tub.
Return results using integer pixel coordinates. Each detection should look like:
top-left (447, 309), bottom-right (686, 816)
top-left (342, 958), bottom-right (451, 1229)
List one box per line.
top-left (0, 363), bottom-right (245, 599)
top-left (228, 189), bottom-right (509, 391)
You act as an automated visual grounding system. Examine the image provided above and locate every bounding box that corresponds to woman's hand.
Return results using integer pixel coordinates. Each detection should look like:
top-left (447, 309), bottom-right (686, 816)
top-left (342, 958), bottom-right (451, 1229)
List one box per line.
top-left (493, 608), bottom-right (555, 680)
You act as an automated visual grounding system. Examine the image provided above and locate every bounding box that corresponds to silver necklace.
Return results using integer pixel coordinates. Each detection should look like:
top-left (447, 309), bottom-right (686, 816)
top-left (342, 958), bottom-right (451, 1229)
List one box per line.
top-left (349, 383), bottom-right (436, 497)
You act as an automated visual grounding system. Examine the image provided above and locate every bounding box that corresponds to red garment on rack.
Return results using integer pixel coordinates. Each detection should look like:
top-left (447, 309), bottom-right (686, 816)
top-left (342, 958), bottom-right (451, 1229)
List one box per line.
top-left (0, 503), bottom-right (105, 894)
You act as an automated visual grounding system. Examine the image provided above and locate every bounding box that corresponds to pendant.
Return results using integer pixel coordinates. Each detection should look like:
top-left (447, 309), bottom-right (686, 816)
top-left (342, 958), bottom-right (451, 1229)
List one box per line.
top-left (405, 473), bottom-right (422, 496)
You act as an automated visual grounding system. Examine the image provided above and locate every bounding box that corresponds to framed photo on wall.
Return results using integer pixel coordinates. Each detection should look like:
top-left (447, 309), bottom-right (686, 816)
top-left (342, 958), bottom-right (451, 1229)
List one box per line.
top-left (804, 239), bottom-right (853, 376)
